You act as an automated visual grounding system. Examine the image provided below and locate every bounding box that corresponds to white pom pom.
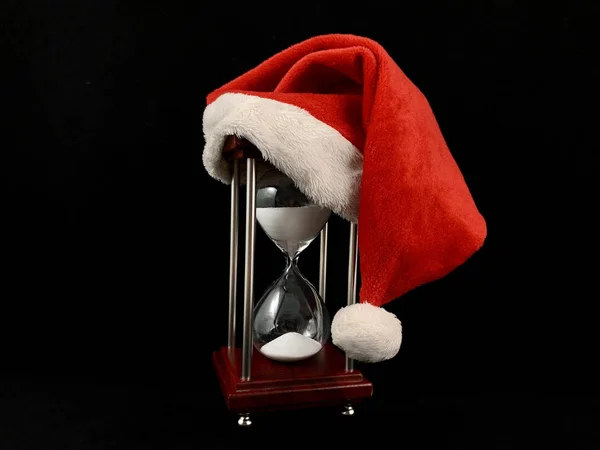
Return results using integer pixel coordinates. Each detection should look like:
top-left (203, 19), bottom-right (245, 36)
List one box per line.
top-left (331, 303), bottom-right (402, 363)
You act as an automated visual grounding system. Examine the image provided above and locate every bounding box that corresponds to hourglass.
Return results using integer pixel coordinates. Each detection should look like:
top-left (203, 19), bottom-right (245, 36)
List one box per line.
top-left (212, 136), bottom-right (372, 426)
top-left (254, 169), bottom-right (331, 362)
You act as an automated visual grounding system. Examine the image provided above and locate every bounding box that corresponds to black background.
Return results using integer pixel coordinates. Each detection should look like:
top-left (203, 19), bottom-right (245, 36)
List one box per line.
top-left (1, 1), bottom-right (597, 448)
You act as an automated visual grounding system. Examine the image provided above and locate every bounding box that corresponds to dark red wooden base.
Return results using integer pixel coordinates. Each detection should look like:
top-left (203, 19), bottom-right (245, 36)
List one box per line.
top-left (212, 344), bottom-right (373, 413)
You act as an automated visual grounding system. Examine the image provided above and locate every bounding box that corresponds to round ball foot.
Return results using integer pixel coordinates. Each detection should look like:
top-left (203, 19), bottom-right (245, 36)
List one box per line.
top-left (341, 404), bottom-right (355, 416)
top-left (237, 413), bottom-right (252, 427)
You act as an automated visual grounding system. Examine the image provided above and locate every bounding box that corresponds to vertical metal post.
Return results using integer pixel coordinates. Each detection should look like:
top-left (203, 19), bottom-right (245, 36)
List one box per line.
top-left (241, 159), bottom-right (256, 381)
top-left (227, 161), bottom-right (239, 350)
top-left (345, 222), bottom-right (359, 372)
top-left (319, 222), bottom-right (329, 301)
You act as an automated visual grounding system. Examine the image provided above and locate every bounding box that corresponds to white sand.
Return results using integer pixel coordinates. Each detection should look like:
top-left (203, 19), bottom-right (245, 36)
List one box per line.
top-left (256, 206), bottom-right (330, 242)
top-left (259, 332), bottom-right (323, 362)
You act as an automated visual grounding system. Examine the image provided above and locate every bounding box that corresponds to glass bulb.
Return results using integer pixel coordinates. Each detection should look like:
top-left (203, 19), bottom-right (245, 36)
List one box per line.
top-left (253, 169), bottom-right (331, 362)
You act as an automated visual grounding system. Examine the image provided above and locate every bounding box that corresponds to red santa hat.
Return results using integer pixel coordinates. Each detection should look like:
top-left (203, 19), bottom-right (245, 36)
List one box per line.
top-left (202, 34), bottom-right (487, 363)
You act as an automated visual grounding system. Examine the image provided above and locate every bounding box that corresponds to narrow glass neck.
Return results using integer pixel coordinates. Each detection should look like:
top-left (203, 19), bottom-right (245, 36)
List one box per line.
top-left (284, 252), bottom-right (300, 269)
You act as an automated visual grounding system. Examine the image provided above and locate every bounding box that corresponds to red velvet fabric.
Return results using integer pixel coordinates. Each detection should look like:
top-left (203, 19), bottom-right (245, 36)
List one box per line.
top-left (206, 34), bottom-right (486, 308)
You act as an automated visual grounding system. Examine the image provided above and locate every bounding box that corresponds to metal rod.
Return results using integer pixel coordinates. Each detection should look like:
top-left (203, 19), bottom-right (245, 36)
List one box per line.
top-left (241, 159), bottom-right (256, 381)
top-left (319, 222), bottom-right (329, 302)
top-left (227, 161), bottom-right (239, 350)
top-left (345, 222), bottom-right (359, 372)
top-left (353, 226), bottom-right (359, 299)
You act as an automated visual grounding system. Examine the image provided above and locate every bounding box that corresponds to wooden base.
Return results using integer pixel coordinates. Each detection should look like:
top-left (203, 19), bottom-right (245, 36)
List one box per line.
top-left (212, 344), bottom-right (373, 413)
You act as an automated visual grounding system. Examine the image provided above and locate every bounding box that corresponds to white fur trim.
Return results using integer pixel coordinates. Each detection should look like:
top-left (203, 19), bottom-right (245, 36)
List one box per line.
top-left (331, 303), bottom-right (402, 363)
top-left (202, 93), bottom-right (363, 222)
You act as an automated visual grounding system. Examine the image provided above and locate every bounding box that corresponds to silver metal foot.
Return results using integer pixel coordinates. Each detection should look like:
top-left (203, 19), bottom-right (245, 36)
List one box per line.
top-left (237, 413), bottom-right (252, 427)
top-left (341, 404), bottom-right (355, 416)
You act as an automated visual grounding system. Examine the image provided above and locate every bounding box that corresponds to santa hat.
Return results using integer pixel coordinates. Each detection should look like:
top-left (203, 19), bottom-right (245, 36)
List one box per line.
top-left (202, 34), bottom-right (487, 363)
